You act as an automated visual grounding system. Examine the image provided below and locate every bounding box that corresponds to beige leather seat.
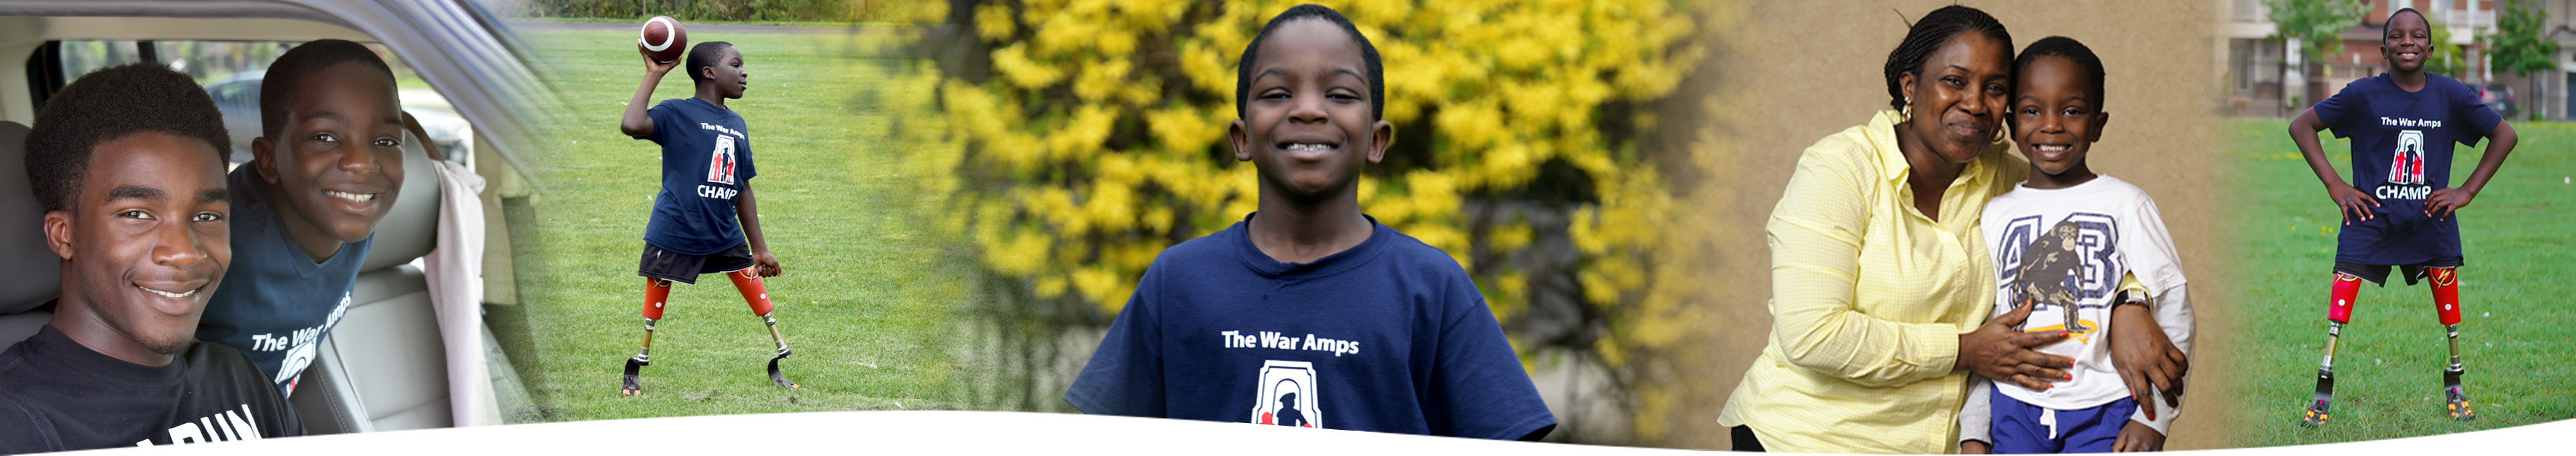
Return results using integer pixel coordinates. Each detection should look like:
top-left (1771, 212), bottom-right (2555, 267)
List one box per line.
top-left (0, 120), bottom-right (58, 347)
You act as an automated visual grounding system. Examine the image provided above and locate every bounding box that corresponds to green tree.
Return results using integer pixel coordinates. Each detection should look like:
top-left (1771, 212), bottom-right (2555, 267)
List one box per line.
top-left (2425, 11), bottom-right (2466, 78)
top-left (2264, 0), bottom-right (2367, 108)
top-left (2483, 0), bottom-right (2560, 119)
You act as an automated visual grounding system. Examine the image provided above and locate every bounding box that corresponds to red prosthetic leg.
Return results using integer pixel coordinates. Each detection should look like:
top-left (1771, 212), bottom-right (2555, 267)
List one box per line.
top-left (730, 269), bottom-right (800, 390)
top-left (623, 278), bottom-right (674, 396)
top-left (2304, 273), bottom-right (2363, 426)
top-left (2430, 268), bottom-right (2474, 420)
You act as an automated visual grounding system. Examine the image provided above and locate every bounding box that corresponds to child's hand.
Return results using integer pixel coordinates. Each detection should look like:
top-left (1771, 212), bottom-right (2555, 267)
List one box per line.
top-left (752, 251), bottom-right (783, 277)
top-left (2326, 182), bottom-right (2379, 225)
top-left (639, 46), bottom-right (682, 75)
top-left (2109, 305), bottom-right (2187, 420)
top-left (2112, 420), bottom-right (2164, 452)
top-left (1960, 441), bottom-right (1991, 454)
top-left (2424, 187), bottom-right (2475, 221)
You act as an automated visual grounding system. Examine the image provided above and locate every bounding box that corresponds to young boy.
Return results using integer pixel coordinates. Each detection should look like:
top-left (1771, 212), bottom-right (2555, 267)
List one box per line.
top-left (2288, 7), bottom-right (2516, 426)
top-left (195, 39), bottom-right (409, 396)
top-left (0, 63), bottom-right (303, 452)
top-left (616, 39), bottom-right (797, 395)
top-left (1061, 5), bottom-right (1556, 441)
top-left (1957, 36), bottom-right (2194, 453)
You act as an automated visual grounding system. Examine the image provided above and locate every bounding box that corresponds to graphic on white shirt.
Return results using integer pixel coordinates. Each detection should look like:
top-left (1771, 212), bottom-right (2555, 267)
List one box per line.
top-left (1996, 213), bottom-right (2119, 343)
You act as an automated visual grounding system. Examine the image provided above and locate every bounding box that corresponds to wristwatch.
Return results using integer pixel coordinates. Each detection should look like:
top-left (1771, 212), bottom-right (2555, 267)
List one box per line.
top-left (2112, 288), bottom-right (2152, 309)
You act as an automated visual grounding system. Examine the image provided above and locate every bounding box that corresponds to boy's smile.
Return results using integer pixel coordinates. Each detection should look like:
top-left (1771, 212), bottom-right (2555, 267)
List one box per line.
top-left (2012, 56), bottom-right (2106, 180)
top-left (1230, 19), bottom-right (1390, 203)
top-left (256, 62), bottom-right (405, 256)
top-left (53, 131), bottom-right (231, 360)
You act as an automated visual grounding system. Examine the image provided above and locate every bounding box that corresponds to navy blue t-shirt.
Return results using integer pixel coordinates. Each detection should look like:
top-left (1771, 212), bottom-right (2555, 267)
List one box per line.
top-left (2313, 73), bottom-right (2502, 265)
top-left (1064, 214), bottom-right (1557, 440)
top-left (633, 97), bottom-right (756, 255)
top-left (197, 167), bottom-right (370, 395)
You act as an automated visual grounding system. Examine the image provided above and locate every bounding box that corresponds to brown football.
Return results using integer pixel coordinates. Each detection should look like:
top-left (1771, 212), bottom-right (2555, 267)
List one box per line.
top-left (639, 15), bottom-right (686, 64)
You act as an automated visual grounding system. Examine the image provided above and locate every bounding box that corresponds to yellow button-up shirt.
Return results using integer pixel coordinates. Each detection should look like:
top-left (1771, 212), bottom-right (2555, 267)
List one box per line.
top-left (1717, 110), bottom-right (2025, 454)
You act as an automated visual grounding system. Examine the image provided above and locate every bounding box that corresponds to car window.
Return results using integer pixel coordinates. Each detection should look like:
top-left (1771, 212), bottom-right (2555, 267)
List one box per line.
top-left (54, 40), bottom-right (473, 164)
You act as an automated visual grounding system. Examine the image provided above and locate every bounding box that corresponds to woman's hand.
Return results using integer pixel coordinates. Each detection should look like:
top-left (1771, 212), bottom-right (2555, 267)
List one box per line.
top-left (1960, 298), bottom-right (2074, 390)
top-left (2109, 304), bottom-right (2188, 420)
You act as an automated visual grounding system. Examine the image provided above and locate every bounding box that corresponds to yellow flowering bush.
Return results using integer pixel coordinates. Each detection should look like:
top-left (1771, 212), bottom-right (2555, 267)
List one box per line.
top-left (890, 0), bottom-right (1719, 439)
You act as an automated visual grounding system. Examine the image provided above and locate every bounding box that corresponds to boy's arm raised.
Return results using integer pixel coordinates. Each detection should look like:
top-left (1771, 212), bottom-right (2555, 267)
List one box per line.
top-left (2428, 121), bottom-right (2514, 220)
top-left (621, 48), bottom-right (681, 138)
top-left (737, 183), bottom-right (780, 277)
top-left (2289, 109), bottom-right (2378, 225)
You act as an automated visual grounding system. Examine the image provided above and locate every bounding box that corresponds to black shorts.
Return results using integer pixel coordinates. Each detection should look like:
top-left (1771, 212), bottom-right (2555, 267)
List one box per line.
top-left (2335, 258), bottom-right (2465, 286)
top-left (638, 242), bottom-right (753, 284)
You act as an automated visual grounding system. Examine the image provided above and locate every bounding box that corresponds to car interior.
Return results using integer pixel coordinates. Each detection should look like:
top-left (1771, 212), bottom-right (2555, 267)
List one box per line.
top-left (0, 3), bottom-right (535, 435)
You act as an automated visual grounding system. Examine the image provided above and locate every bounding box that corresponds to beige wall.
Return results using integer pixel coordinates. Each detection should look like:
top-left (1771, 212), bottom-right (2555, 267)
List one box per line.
top-left (1658, 0), bottom-right (2239, 450)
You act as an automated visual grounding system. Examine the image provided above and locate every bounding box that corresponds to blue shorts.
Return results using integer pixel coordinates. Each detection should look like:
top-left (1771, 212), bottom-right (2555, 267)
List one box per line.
top-left (1990, 389), bottom-right (2137, 453)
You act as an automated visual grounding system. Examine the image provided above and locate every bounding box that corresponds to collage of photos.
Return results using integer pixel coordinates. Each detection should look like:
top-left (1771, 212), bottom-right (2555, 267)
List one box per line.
top-left (0, 0), bottom-right (2566, 454)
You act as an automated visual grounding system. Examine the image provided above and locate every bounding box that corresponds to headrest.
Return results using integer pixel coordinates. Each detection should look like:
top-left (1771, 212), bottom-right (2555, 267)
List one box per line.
top-left (0, 121), bottom-right (62, 315)
top-left (358, 127), bottom-right (442, 272)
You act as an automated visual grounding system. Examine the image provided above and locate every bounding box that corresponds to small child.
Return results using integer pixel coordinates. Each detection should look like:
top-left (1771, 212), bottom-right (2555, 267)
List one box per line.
top-left (1061, 4), bottom-right (1556, 440)
top-left (616, 38), bottom-right (798, 395)
top-left (1958, 36), bottom-right (2194, 453)
top-left (196, 39), bottom-right (409, 396)
top-left (2286, 7), bottom-right (2516, 426)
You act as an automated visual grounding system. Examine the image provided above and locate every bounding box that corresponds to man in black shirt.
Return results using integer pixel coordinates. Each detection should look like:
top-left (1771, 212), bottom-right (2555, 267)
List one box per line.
top-left (0, 63), bottom-right (303, 453)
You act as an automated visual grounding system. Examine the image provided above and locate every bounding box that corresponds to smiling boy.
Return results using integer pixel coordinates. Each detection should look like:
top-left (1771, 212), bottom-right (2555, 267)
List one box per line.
top-left (0, 63), bottom-right (301, 453)
top-left (1062, 4), bottom-right (1555, 440)
top-left (194, 40), bottom-right (408, 396)
top-left (1955, 37), bottom-right (2193, 453)
top-left (2288, 7), bottom-right (2517, 426)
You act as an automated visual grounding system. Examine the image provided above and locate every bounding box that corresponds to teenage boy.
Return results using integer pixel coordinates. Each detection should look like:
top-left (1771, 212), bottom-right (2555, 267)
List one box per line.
top-left (2287, 7), bottom-right (2517, 426)
top-left (195, 39), bottom-right (409, 396)
top-left (1063, 4), bottom-right (1556, 441)
top-left (0, 63), bottom-right (303, 452)
top-left (1956, 36), bottom-right (2194, 453)
top-left (616, 39), bottom-right (798, 395)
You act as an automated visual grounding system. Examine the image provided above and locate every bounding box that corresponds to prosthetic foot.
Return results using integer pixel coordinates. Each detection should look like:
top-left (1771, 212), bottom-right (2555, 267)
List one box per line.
top-left (622, 317), bottom-right (657, 396)
top-left (763, 314), bottom-right (800, 390)
top-left (2302, 324), bottom-right (2338, 428)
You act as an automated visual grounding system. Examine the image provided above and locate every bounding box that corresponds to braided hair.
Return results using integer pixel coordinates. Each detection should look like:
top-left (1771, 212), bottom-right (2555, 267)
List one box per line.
top-left (1882, 5), bottom-right (2012, 111)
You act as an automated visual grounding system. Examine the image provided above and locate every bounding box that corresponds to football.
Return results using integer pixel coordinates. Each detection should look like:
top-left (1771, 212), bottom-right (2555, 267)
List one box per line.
top-left (639, 15), bottom-right (686, 64)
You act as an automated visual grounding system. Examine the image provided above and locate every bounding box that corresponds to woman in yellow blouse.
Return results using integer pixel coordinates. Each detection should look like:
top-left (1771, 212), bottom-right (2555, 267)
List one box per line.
top-left (1714, 6), bottom-right (2080, 453)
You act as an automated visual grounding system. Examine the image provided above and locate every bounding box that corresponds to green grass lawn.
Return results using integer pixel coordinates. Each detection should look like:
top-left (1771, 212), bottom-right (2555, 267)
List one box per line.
top-left (502, 27), bottom-right (996, 421)
top-left (2218, 119), bottom-right (2576, 447)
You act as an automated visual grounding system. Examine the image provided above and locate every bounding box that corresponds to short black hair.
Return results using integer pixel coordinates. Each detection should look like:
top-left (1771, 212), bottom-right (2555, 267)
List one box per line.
top-left (1235, 4), bottom-right (1384, 120)
top-left (260, 39), bottom-right (396, 138)
top-left (2387, 7), bottom-right (2429, 34)
top-left (1884, 5), bottom-right (2013, 111)
top-left (25, 63), bottom-right (231, 213)
top-left (686, 41), bottom-right (737, 83)
top-left (2015, 36), bottom-right (2106, 107)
